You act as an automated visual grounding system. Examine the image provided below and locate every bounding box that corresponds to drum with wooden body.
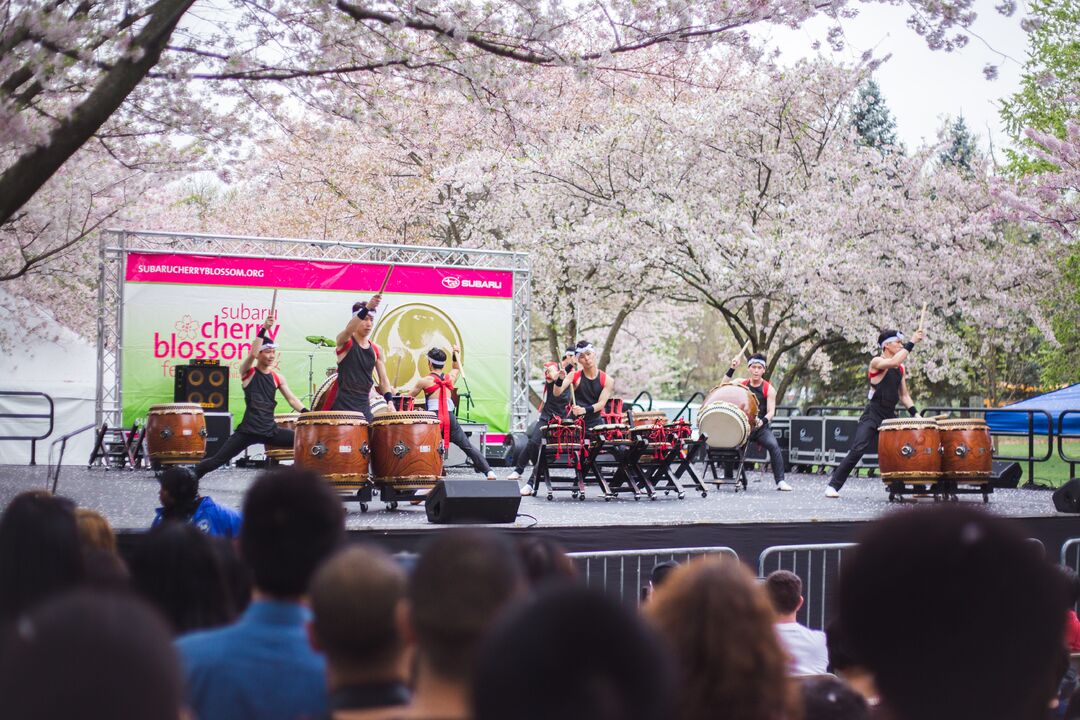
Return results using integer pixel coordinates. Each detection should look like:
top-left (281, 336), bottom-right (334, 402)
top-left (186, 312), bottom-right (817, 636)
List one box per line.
top-left (696, 384), bottom-right (759, 448)
top-left (877, 418), bottom-right (942, 482)
top-left (265, 413), bottom-right (299, 461)
top-left (543, 419), bottom-right (584, 451)
top-left (293, 411), bottom-right (370, 492)
top-left (629, 411), bottom-right (669, 428)
top-left (370, 411), bottom-right (443, 491)
top-left (146, 403), bottom-right (206, 465)
top-left (937, 419), bottom-right (992, 481)
top-left (589, 423), bottom-right (631, 444)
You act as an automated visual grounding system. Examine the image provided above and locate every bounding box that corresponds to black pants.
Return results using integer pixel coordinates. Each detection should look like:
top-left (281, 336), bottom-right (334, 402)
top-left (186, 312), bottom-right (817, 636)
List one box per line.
top-left (446, 413), bottom-right (492, 475)
top-left (514, 419), bottom-right (548, 473)
top-left (194, 427), bottom-right (294, 478)
top-left (333, 394), bottom-right (373, 422)
top-left (828, 408), bottom-right (891, 490)
top-left (724, 422), bottom-right (786, 484)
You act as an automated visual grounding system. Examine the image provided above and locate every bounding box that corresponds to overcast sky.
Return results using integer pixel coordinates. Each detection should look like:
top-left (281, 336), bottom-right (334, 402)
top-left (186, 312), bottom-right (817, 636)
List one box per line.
top-left (752, 1), bottom-right (1032, 155)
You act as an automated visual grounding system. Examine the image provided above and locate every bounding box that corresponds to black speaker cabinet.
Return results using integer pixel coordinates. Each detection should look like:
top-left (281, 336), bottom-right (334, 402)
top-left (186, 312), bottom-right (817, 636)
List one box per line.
top-left (425, 479), bottom-right (521, 524)
top-left (1053, 479), bottom-right (1080, 513)
top-left (990, 460), bottom-right (1023, 489)
top-left (175, 364), bottom-right (230, 411)
top-left (203, 412), bottom-right (232, 459)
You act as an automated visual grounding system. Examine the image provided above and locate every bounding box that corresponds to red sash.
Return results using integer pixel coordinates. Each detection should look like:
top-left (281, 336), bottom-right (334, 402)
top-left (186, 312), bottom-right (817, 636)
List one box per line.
top-left (429, 374), bottom-right (455, 449)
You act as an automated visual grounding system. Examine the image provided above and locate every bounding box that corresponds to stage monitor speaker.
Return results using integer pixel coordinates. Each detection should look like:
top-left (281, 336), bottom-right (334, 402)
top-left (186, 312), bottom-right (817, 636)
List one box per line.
top-left (824, 418), bottom-right (859, 454)
top-left (425, 479), bottom-right (521, 524)
top-left (203, 412), bottom-right (232, 459)
top-left (1053, 479), bottom-right (1080, 513)
top-left (175, 364), bottom-right (230, 411)
top-left (990, 460), bottom-right (1022, 489)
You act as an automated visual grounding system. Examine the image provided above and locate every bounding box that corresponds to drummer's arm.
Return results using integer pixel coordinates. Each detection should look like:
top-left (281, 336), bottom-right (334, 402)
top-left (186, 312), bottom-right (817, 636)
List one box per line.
top-left (277, 377), bottom-right (306, 412)
top-left (899, 377), bottom-right (917, 416)
top-left (448, 345), bottom-right (462, 384)
top-left (552, 375), bottom-right (574, 396)
top-left (242, 314), bottom-right (273, 375)
top-left (335, 294), bottom-right (382, 347)
top-left (374, 357), bottom-right (392, 396)
top-left (398, 376), bottom-right (427, 399)
top-left (591, 377), bottom-right (615, 415)
top-left (870, 351), bottom-right (908, 372)
top-left (766, 389), bottom-right (777, 423)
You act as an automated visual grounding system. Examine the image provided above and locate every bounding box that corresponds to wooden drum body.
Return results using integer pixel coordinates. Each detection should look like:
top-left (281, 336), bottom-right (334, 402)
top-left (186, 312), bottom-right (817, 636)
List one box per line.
top-left (938, 419), bottom-right (992, 480)
top-left (697, 384), bottom-right (759, 448)
top-left (370, 411), bottom-right (443, 491)
top-left (293, 411), bottom-right (370, 492)
top-left (146, 404), bottom-right (206, 464)
top-left (266, 413), bottom-right (299, 461)
top-left (877, 418), bottom-right (942, 482)
top-left (630, 411), bottom-right (668, 428)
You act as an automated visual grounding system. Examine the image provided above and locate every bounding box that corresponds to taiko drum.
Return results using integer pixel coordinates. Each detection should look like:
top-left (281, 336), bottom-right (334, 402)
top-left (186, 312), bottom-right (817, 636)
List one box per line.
top-left (369, 411), bottom-right (443, 491)
top-left (146, 403), bottom-right (207, 465)
top-left (696, 384), bottom-right (759, 448)
top-left (265, 413), bottom-right (299, 461)
top-left (877, 418), bottom-right (942, 482)
top-left (937, 419), bottom-right (992, 481)
top-left (630, 411), bottom-right (669, 427)
top-left (293, 411), bottom-right (370, 492)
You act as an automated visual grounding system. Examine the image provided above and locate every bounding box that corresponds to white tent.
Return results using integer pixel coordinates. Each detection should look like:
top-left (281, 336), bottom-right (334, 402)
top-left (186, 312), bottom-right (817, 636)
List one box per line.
top-left (0, 288), bottom-right (97, 466)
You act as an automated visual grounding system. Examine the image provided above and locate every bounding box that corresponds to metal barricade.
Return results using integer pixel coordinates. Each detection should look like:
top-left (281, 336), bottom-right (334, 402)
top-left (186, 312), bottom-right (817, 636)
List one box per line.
top-left (0, 390), bottom-right (55, 465)
top-left (569, 546), bottom-right (739, 606)
top-left (1062, 539), bottom-right (1080, 574)
top-left (1059, 411), bottom-right (1080, 481)
top-left (758, 543), bottom-right (856, 631)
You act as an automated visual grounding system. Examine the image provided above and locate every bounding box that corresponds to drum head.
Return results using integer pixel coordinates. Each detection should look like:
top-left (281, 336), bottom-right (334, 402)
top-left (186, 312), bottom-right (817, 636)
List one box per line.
top-left (698, 402), bottom-right (750, 448)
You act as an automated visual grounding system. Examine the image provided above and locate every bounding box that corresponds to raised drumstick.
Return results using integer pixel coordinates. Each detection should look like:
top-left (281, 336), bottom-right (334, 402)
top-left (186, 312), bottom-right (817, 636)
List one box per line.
top-left (739, 338), bottom-right (752, 357)
top-left (270, 289), bottom-right (278, 317)
top-left (918, 302), bottom-right (927, 332)
top-left (378, 265), bottom-right (395, 294)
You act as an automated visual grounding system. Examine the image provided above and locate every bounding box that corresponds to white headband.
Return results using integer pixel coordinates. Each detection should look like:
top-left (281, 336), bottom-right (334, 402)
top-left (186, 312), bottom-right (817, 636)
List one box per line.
top-left (880, 333), bottom-right (905, 347)
top-left (575, 344), bottom-right (596, 356)
top-left (260, 342), bottom-right (278, 351)
top-left (748, 358), bottom-right (766, 368)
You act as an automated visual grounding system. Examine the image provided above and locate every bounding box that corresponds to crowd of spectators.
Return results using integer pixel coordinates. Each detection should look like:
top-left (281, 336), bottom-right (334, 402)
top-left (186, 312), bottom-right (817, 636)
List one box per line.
top-left (0, 469), bottom-right (1078, 720)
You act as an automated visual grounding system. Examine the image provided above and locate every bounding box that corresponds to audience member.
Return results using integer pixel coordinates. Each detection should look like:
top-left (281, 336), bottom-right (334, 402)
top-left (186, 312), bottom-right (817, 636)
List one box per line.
top-left (209, 535), bottom-right (253, 615)
top-left (0, 492), bottom-right (83, 640)
top-left (825, 620), bottom-right (878, 705)
top-left (645, 557), bottom-right (798, 720)
top-left (1061, 567), bottom-right (1080, 653)
top-left (76, 507), bottom-right (117, 552)
top-left (765, 569), bottom-right (828, 675)
top-left (473, 584), bottom-right (675, 720)
top-left (309, 546), bottom-right (411, 720)
top-left (0, 589), bottom-right (185, 720)
top-left (838, 505), bottom-right (1066, 720)
top-left (154, 466), bottom-right (241, 537)
top-left (177, 468), bottom-right (345, 720)
top-left (404, 529), bottom-right (526, 720)
top-left (130, 522), bottom-right (235, 635)
top-left (515, 536), bottom-right (577, 587)
top-left (801, 676), bottom-right (870, 720)
top-left (642, 560), bottom-right (679, 602)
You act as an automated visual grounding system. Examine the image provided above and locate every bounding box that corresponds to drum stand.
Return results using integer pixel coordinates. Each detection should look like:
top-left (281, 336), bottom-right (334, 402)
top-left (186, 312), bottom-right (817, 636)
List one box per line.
top-left (532, 439), bottom-right (593, 500)
top-left (887, 478), bottom-right (992, 503)
top-left (587, 438), bottom-right (651, 500)
top-left (701, 438), bottom-right (750, 492)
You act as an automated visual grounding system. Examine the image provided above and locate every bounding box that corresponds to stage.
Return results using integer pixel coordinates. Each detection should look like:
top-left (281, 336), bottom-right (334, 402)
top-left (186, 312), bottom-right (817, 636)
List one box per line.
top-left (2, 464), bottom-right (1075, 564)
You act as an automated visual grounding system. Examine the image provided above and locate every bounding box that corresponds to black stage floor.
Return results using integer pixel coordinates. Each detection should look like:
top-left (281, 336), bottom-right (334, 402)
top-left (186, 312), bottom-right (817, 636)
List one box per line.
top-left (3, 464), bottom-right (1076, 563)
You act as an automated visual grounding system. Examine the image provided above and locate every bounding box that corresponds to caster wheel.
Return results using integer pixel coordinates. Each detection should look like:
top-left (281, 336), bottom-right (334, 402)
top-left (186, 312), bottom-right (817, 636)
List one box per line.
top-left (578, 493), bottom-right (585, 501)
top-left (387, 501), bottom-right (398, 511)
top-left (701, 491), bottom-right (708, 498)
top-left (604, 496), bottom-right (612, 502)
top-left (678, 493), bottom-right (686, 500)
top-left (634, 495), bottom-right (640, 501)
top-left (650, 495), bottom-right (657, 501)
top-left (664, 491), bottom-right (670, 496)
top-left (571, 491), bottom-right (579, 499)
top-left (547, 494), bottom-right (554, 501)
top-left (359, 503), bottom-right (369, 513)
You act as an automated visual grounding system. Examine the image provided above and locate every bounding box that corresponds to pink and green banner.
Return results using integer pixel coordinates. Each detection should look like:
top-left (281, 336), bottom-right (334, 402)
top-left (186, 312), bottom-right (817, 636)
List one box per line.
top-left (122, 252), bottom-right (513, 437)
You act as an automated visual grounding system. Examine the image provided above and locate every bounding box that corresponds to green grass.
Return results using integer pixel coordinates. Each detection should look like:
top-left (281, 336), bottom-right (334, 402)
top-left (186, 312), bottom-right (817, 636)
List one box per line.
top-left (995, 436), bottom-right (1079, 488)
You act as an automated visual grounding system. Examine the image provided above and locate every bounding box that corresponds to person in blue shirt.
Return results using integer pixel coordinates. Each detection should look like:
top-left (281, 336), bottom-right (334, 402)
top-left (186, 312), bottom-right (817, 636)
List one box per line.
top-left (176, 468), bottom-right (345, 720)
top-left (152, 466), bottom-right (241, 538)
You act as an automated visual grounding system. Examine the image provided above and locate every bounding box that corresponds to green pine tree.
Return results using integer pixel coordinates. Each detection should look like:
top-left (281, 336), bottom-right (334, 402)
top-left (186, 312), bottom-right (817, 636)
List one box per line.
top-left (851, 80), bottom-right (899, 151)
top-left (939, 115), bottom-right (978, 171)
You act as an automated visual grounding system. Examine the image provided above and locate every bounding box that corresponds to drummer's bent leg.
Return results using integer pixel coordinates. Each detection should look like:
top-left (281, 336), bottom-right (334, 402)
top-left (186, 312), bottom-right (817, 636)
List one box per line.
top-left (448, 414), bottom-right (492, 475)
top-left (194, 430), bottom-right (258, 479)
top-left (269, 427), bottom-right (295, 448)
top-left (514, 421), bottom-right (543, 474)
top-left (754, 425), bottom-right (786, 484)
top-left (828, 419), bottom-right (878, 491)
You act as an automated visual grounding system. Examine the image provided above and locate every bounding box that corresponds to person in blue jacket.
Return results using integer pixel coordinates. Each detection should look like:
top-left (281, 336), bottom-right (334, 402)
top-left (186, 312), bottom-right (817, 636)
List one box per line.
top-left (153, 466), bottom-right (241, 538)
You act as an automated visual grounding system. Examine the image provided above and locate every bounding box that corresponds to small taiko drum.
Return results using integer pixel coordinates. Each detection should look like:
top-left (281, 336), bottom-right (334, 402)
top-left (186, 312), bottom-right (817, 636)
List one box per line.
top-left (293, 411), bottom-right (370, 493)
top-left (543, 419), bottom-right (584, 449)
top-left (697, 384), bottom-right (759, 448)
top-left (589, 423), bottom-right (631, 443)
top-left (937, 419), bottom-right (992, 481)
top-left (629, 411), bottom-right (669, 427)
top-left (265, 413), bottom-right (299, 461)
top-left (146, 404), bottom-right (206, 465)
top-left (877, 418), bottom-right (942, 483)
top-left (370, 411), bottom-right (443, 491)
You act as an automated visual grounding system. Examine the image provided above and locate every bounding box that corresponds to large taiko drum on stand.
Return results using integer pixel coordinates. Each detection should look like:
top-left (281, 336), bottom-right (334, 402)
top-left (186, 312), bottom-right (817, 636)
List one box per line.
top-left (265, 413), bottom-right (299, 461)
top-left (937, 419), bottom-right (992, 481)
top-left (146, 403), bottom-right (207, 465)
top-left (370, 411), bottom-right (443, 491)
top-left (877, 418), bottom-right (942, 483)
top-left (696, 384), bottom-right (759, 448)
top-left (293, 411), bottom-right (370, 493)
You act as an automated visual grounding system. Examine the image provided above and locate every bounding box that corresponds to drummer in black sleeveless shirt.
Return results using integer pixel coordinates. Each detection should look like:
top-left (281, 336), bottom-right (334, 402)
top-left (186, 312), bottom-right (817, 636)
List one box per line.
top-left (332, 294), bottom-right (393, 421)
top-left (825, 327), bottom-right (924, 498)
top-left (194, 311), bottom-right (307, 478)
top-left (722, 353), bottom-right (793, 491)
top-left (550, 341), bottom-right (615, 430)
top-left (509, 348), bottom-right (575, 493)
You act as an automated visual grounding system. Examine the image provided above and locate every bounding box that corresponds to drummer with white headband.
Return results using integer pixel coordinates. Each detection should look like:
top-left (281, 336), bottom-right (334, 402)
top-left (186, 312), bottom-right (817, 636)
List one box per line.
top-left (550, 341), bottom-right (615, 430)
top-left (723, 352), bottom-right (792, 491)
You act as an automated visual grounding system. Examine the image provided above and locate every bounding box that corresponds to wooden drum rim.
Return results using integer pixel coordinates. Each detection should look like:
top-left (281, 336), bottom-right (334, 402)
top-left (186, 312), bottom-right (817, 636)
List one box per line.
top-left (148, 404), bottom-right (205, 415)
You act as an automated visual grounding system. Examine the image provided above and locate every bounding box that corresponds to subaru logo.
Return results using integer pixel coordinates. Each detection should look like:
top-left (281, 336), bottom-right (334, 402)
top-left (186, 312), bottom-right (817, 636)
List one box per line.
top-left (441, 276), bottom-right (461, 289)
top-left (833, 427), bottom-right (849, 442)
top-left (799, 428), bottom-right (809, 440)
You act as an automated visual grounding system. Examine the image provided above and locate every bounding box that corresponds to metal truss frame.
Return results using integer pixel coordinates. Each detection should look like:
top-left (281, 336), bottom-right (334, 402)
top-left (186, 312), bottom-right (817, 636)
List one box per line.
top-left (96, 229), bottom-right (532, 432)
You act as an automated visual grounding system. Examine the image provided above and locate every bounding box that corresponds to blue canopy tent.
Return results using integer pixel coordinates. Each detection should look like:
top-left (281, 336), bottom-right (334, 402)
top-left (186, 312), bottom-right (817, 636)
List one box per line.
top-left (985, 383), bottom-right (1080, 435)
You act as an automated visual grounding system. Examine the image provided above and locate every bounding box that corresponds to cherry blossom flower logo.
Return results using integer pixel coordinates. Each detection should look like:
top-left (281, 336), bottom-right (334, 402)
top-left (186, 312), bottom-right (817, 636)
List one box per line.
top-left (174, 315), bottom-right (197, 340)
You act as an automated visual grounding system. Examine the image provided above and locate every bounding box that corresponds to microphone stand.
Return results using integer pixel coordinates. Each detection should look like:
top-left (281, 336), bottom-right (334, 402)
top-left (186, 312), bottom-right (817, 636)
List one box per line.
top-left (458, 373), bottom-right (474, 422)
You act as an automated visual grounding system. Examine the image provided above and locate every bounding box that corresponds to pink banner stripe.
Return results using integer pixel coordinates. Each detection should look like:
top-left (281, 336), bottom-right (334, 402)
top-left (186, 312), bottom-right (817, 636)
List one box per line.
top-left (125, 253), bottom-right (513, 298)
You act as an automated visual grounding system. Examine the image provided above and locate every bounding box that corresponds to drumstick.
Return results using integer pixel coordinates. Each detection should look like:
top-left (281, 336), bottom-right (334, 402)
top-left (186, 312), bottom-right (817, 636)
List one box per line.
top-left (918, 303), bottom-right (927, 332)
top-left (269, 289), bottom-right (278, 317)
top-left (378, 265), bottom-right (394, 294)
top-left (739, 338), bottom-right (752, 357)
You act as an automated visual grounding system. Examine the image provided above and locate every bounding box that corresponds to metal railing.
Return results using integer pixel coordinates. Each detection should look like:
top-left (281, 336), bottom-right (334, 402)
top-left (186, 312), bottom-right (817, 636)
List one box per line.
top-left (673, 392), bottom-right (705, 424)
top-left (631, 391), bottom-right (653, 412)
top-left (925, 406), bottom-right (1054, 486)
top-left (1059, 411), bottom-right (1080, 481)
top-left (569, 546), bottom-right (739, 606)
top-left (805, 405), bottom-right (866, 416)
top-left (1062, 539), bottom-right (1080, 574)
top-left (758, 543), bottom-right (856, 630)
top-left (47, 423), bottom-right (97, 494)
top-left (0, 390), bottom-right (55, 465)
top-left (775, 405), bottom-right (801, 417)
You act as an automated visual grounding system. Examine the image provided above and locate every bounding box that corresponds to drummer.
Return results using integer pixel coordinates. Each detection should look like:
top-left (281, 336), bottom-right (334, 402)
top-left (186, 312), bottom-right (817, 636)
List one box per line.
top-left (509, 347), bottom-right (576, 491)
top-left (825, 328), bottom-right (924, 498)
top-left (332, 294), bottom-right (394, 421)
top-left (549, 341), bottom-right (614, 430)
top-left (722, 353), bottom-right (792, 491)
top-left (194, 312), bottom-right (307, 478)
top-left (397, 346), bottom-right (496, 479)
